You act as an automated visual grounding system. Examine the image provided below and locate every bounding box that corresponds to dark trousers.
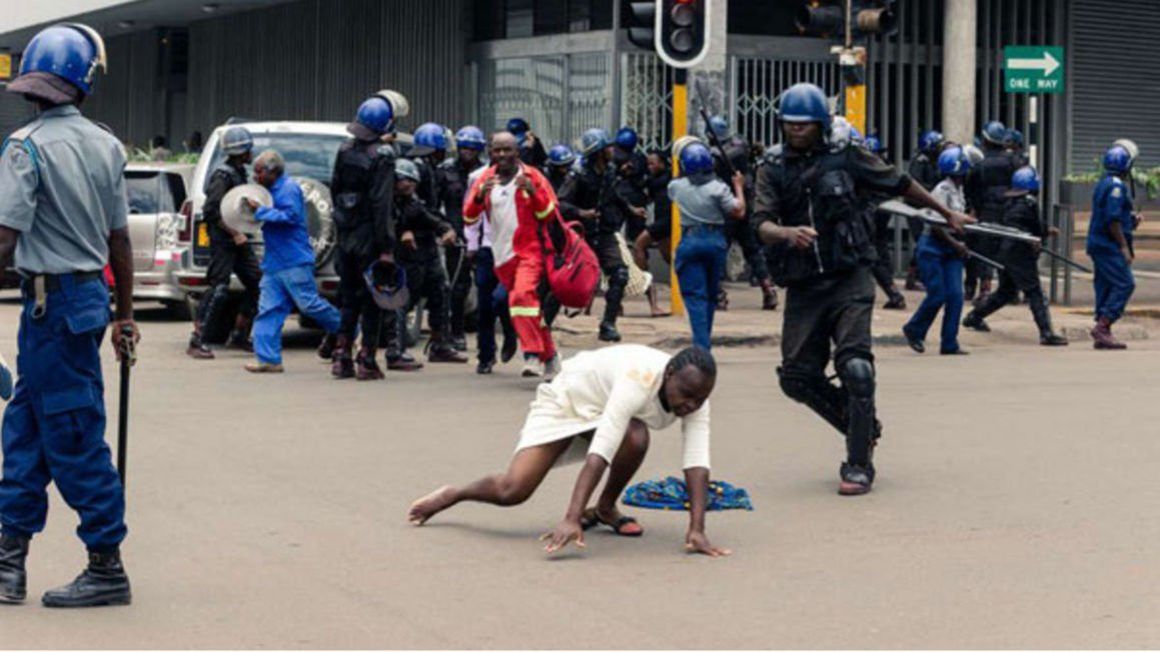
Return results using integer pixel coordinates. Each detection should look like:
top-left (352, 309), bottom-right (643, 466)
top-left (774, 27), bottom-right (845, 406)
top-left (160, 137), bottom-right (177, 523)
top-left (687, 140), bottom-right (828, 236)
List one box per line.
top-left (1090, 248), bottom-right (1135, 323)
top-left (445, 245), bottom-right (472, 338)
top-left (403, 256), bottom-right (449, 341)
top-left (336, 249), bottom-right (385, 347)
top-left (870, 216), bottom-right (897, 294)
top-left (726, 218), bottom-right (771, 282)
top-left (0, 275), bottom-right (125, 551)
top-left (474, 247), bottom-right (514, 364)
top-left (904, 236), bottom-right (965, 352)
top-left (197, 240), bottom-right (261, 335)
top-left (596, 231), bottom-right (628, 324)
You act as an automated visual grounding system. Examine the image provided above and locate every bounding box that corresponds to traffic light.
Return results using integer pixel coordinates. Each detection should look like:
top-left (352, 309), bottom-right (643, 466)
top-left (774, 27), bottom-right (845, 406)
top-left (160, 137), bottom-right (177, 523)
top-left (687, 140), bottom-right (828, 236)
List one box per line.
top-left (796, 1), bottom-right (897, 40)
top-left (626, 0), bottom-right (713, 69)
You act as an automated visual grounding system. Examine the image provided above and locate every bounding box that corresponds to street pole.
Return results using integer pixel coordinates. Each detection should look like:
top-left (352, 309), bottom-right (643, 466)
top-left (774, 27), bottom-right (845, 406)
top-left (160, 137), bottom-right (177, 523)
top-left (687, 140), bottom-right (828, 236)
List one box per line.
top-left (835, 0), bottom-right (868, 134)
top-left (670, 67), bottom-right (688, 316)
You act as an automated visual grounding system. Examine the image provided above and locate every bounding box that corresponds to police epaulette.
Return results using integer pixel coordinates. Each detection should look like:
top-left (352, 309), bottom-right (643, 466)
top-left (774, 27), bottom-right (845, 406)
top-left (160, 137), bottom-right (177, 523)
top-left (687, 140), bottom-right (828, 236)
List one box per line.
top-left (761, 144), bottom-right (785, 165)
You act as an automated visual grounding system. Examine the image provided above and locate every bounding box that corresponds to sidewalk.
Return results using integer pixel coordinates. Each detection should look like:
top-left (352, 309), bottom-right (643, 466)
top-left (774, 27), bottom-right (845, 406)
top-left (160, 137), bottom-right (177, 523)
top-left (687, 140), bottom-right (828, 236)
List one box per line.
top-left (551, 281), bottom-right (1157, 351)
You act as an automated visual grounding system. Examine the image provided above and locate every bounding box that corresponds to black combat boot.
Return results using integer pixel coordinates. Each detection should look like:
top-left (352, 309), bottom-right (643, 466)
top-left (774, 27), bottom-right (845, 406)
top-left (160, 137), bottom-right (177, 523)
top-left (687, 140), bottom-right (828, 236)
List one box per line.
top-left (42, 549), bottom-right (131, 608)
top-left (1029, 294), bottom-right (1068, 346)
top-left (598, 321), bottom-right (622, 343)
top-left (186, 332), bottom-right (214, 360)
top-left (331, 336), bottom-right (354, 379)
top-left (883, 289), bottom-right (907, 310)
top-left (839, 462), bottom-right (876, 496)
top-left (962, 311), bottom-right (991, 333)
top-left (760, 280), bottom-right (779, 311)
top-left (0, 534), bottom-right (29, 604)
top-left (227, 329), bottom-right (253, 352)
top-left (317, 333), bottom-right (337, 360)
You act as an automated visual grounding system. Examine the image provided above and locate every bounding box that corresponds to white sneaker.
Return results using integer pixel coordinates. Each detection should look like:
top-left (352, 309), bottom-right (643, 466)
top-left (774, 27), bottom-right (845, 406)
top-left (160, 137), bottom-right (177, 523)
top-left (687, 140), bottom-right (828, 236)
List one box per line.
top-left (521, 358), bottom-right (542, 378)
top-left (542, 355), bottom-right (561, 381)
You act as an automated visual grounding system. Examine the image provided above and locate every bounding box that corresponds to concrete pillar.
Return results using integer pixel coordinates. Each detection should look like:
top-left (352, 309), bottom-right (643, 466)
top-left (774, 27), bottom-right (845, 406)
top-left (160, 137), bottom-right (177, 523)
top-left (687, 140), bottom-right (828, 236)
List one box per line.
top-left (942, 0), bottom-right (977, 144)
top-left (689, 0), bottom-right (729, 136)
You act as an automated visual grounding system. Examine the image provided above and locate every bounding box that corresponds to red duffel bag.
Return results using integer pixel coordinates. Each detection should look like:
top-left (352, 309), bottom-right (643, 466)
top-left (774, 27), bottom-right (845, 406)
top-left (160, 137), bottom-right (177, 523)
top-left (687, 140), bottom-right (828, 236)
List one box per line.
top-left (538, 212), bottom-right (600, 309)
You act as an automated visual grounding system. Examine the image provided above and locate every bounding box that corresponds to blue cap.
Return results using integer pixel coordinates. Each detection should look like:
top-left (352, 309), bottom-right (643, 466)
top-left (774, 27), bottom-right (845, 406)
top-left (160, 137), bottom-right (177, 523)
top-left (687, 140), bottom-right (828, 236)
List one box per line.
top-left (455, 126), bottom-right (486, 151)
top-left (1011, 166), bottom-right (1040, 192)
top-left (679, 142), bottom-right (714, 175)
top-left (615, 126), bottom-right (639, 150)
top-left (863, 134), bottom-right (883, 154)
top-left (548, 144), bottom-right (576, 167)
top-left (708, 115), bottom-right (730, 140)
top-left (412, 122), bottom-right (448, 155)
top-left (776, 83), bottom-right (831, 130)
top-left (15, 24), bottom-right (107, 97)
top-left (937, 146), bottom-right (970, 177)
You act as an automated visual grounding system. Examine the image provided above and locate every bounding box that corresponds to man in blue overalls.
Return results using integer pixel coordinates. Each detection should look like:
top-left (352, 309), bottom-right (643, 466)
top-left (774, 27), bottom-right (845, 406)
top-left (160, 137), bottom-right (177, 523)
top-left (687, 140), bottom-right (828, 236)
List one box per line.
top-left (1087, 142), bottom-right (1141, 350)
top-left (0, 23), bottom-right (136, 607)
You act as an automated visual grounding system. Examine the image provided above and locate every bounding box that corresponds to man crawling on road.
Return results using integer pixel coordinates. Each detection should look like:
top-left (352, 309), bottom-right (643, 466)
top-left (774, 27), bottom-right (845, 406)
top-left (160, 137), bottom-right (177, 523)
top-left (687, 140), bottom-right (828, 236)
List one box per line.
top-left (407, 344), bottom-right (731, 557)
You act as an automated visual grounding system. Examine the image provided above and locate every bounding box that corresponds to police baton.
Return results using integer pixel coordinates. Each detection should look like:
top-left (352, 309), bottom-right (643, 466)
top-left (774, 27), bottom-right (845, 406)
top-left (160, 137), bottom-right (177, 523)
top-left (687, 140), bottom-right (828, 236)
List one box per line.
top-left (1039, 246), bottom-right (1093, 274)
top-left (116, 323), bottom-right (137, 490)
top-left (964, 248), bottom-right (1005, 271)
top-left (694, 81), bottom-right (737, 177)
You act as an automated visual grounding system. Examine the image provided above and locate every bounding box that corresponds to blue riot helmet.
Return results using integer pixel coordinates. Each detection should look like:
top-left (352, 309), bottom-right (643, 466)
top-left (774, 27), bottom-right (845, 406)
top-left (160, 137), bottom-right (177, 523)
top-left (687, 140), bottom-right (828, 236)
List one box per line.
top-left (937, 146), bottom-right (971, 177)
top-left (220, 126), bottom-right (254, 157)
top-left (579, 128), bottom-right (611, 156)
top-left (1103, 145), bottom-right (1134, 174)
top-left (507, 117), bottom-right (530, 145)
top-left (548, 144), bottom-right (576, 167)
top-left (10, 23), bottom-right (107, 100)
top-left (455, 125), bottom-right (486, 151)
top-left (918, 130), bottom-right (945, 154)
top-left (679, 141), bottom-right (714, 175)
top-left (1011, 166), bottom-right (1040, 193)
top-left (350, 97), bottom-right (394, 139)
top-left (863, 134), bottom-right (883, 154)
top-left (708, 115), bottom-right (730, 140)
top-left (775, 83), bottom-right (832, 132)
top-left (411, 122), bottom-right (448, 156)
top-left (615, 126), bottom-right (639, 151)
top-left (982, 120), bottom-right (1007, 145)
top-left (364, 260), bottom-right (410, 311)
top-left (395, 158), bottom-right (422, 183)
top-left (1005, 129), bottom-right (1025, 148)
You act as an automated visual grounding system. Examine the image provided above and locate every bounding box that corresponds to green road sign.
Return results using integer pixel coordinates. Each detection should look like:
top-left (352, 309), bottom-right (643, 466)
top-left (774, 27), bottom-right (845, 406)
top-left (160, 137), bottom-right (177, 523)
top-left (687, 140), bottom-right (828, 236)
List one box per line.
top-left (1004, 46), bottom-right (1064, 94)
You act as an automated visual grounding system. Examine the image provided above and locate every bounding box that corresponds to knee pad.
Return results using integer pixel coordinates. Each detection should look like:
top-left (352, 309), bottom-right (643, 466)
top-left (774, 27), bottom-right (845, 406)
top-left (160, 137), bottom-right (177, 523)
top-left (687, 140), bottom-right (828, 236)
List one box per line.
top-left (838, 357), bottom-right (875, 399)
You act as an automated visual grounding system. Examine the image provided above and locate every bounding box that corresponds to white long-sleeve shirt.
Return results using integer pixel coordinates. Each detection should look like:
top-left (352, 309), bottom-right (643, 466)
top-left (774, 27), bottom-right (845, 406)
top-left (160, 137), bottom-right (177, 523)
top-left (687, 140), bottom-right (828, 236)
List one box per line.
top-left (517, 344), bottom-right (711, 470)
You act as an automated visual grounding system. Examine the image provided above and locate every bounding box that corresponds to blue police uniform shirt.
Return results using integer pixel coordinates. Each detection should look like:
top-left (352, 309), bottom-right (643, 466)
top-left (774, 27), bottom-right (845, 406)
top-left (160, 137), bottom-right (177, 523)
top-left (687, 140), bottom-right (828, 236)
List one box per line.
top-left (255, 174), bottom-right (315, 272)
top-left (667, 175), bottom-right (738, 228)
top-left (0, 105), bottom-right (128, 274)
top-left (1087, 174), bottom-right (1134, 253)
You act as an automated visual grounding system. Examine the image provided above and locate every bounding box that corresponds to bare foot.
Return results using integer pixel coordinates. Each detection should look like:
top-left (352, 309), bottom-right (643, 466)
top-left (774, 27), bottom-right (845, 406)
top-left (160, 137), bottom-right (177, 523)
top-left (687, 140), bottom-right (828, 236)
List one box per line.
top-left (407, 486), bottom-right (456, 526)
top-left (649, 309), bottom-right (671, 318)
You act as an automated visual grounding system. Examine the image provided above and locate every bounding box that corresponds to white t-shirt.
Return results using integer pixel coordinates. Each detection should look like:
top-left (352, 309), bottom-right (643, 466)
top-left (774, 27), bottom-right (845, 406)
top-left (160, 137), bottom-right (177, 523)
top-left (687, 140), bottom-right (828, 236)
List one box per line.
top-left (487, 178), bottom-right (520, 267)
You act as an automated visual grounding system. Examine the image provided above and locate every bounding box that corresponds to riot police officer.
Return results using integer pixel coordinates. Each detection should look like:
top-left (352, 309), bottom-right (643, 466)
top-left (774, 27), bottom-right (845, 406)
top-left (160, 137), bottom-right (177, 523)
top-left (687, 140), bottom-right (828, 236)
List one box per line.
top-left (707, 115), bottom-right (778, 311)
top-left (0, 23), bottom-right (135, 607)
top-left (615, 127), bottom-right (651, 240)
top-left (558, 128), bottom-right (630, 342)
top-left (545, 144), bottom-right (577, 196)
top-left (329, 95), bottom-right (401, 380)
top-left (507, 117), bottom-right (547, 169)
top-left (410, 122), bottom-right (448, 211)
top-left (1087, 142), bottom-right (1141, 350)
top-left (964, 120), bottom-right (1017, 302)
top-left (962, 167), bottom-right (1068, 346)
top-left (904, 130), bottom-right (947, 291)
top-left (436, 126), bottom-right (488, 351)
top-left (753, 83), bottom-right (972, 496)
top-left (186, 126), bottom-right (261, 359)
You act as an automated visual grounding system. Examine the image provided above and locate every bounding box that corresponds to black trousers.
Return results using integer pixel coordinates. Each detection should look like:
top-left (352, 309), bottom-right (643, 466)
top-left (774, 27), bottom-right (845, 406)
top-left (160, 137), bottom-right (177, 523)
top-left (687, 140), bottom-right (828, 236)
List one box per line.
top-left (781, 268), bottom-right (875, 375)
top-left (870, 216), bottom-right (897, 294)
top-left (403, 256), bottom-right (449, 339)
top-left (444, 245), bottom-right (473, 338)
top-left (726, 218), bottom-right (771, 282)
top-left (197, 240), bottom-right (261, 336)
top-left (596, 231), bottom-right (628, 324)
top-left (336, 249), bottom-right (384, 347)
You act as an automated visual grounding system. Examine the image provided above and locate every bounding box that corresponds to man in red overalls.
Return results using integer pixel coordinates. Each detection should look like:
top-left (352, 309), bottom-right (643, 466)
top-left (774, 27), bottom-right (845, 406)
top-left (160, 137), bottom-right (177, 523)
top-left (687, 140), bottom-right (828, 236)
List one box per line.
top-left (463, 132), bottom-right (560, 379)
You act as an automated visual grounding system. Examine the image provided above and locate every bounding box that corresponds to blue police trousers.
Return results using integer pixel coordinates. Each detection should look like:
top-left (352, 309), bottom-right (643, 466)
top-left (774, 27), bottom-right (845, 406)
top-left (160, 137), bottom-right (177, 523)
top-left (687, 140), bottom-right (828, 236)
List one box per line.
top-left (0, 274), bottom-right (126, 552)
top-left (253, 264), bottom-right (341, 365)
top-left (904, 236), bottom-right (965, 353)
top-left (1090, 248), bottom-right (1135, 323)
top-left (675, 225), bottom-right (728, 350)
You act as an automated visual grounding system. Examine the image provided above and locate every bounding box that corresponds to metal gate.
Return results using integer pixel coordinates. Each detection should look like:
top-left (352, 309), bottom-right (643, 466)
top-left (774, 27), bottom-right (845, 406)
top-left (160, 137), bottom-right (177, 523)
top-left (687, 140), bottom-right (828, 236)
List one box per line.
top-left (477, 50), bottom-right (612, 149)
top-left (729, 57), bottom-right (841, 148)
top-left (620, 51), bottom-right (675, 150)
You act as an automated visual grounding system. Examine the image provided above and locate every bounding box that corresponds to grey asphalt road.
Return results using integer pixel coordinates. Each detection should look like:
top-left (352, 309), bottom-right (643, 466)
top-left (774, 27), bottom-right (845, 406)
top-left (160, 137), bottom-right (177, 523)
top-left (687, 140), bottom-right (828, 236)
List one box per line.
top-left (1, 300), bottom-right (1158, 649)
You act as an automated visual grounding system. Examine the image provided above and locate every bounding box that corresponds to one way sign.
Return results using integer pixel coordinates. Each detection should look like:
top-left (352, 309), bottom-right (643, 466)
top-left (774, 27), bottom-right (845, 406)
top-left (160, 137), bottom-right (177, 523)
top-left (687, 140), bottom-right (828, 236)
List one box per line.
top-left (1004, 46), bottom-right (1065, 94)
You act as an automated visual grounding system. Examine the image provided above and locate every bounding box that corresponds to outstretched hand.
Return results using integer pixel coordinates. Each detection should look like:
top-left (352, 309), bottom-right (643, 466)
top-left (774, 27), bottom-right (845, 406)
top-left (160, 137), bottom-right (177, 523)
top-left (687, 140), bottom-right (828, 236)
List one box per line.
top-left (541, 518), bottom-right (586, 554)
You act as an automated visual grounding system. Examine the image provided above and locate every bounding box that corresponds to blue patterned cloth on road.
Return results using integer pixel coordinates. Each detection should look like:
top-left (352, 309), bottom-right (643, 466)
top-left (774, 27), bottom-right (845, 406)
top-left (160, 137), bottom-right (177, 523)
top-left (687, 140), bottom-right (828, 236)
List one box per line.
top-left (622, 476), bottom-right (753, 511)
